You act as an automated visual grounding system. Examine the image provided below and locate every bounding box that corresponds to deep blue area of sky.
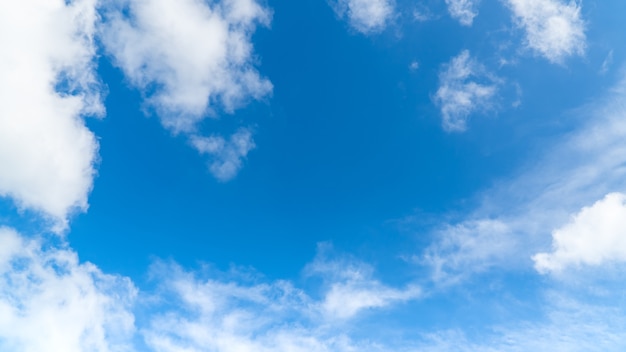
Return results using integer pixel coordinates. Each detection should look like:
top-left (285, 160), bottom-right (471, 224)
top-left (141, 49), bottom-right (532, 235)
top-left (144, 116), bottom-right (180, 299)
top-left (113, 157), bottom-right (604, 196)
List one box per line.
top-left (62, 0), bottom-right (624, 285)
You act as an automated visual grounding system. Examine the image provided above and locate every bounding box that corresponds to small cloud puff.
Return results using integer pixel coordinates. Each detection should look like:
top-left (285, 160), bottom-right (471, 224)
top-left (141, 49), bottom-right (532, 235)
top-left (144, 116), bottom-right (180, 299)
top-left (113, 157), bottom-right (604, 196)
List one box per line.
top-left (445, 0), bottom-right (480, 26)
top-left (506, 0), bottom-right (586, 63)
top-left (191, 128), bottom-right (256, 181)
top-left (434, 50), bottom-right (499, 132)
top-left (331, 0), bottom-right (395, 34)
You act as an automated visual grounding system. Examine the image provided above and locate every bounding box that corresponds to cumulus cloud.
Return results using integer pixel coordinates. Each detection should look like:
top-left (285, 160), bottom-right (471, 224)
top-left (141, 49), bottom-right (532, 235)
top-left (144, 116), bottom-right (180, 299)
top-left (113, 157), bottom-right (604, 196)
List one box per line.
top-left (331, 0), bottom-right (395, 34)
top-left (100, 0), bottom-right (272, 133)
top-left (100, 0), bottom-right (272, 181)
top-left (445, 0), bottom-right (479, 26)
top-left (506, 0), bottom-right (586, 63)
top-left (0, 228), bottom-right (136, 352)
top-left (434, 50), bottom-right (499, 132)
top-left (534, 193), bottom-right (626, 273)
top-left (190, 128), bottom-right (256, 181)
top-left (0, 0), bottom-right (103, 228)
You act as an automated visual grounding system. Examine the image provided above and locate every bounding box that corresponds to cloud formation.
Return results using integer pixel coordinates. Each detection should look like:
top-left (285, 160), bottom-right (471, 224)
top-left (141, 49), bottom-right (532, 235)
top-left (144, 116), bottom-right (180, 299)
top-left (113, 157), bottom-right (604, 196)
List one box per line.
top-left (100, 0), bottom-right (272, 181)
top-left (445, 0), bottom-right (479, 26)
top-left (422, 74), bottom-right (626, 283)
top-left (506, 0), bottom-right (586, 63)
top-left (142, 248), bottom-right (420, 351)
top-left (190, 128), bottom-right (256, 181)
top-left (331, 0), bottom-right (395, 34)
top-left (0, 0), bottom-right (103, 228)
top-left (100, 0), bottom-right (273, 133)
top-left (434, 50), bottom-right (499, 132)
top-left (534, 193), bottom-right (626, 273)
top-left (0, 228), bottom-right (136, 352)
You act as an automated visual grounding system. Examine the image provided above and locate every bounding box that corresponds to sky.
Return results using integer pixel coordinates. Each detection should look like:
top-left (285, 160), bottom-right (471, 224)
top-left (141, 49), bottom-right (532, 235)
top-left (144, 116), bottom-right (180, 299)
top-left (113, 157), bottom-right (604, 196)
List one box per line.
top-left (1, 0), bottom-right (626, 351)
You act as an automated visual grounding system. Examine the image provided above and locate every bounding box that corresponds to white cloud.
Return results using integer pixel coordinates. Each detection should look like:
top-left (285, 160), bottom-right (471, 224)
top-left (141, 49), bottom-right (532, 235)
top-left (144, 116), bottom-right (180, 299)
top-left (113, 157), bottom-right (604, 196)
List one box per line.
top-left (0, 0), bottom-right (103, 228)
top-left (534, 193), bottom-right (626, 273)
top-left (143, 251), bottom-right (419, 351)
top-left (191, 128), bottom-right (256, 181)
top-left (100, 0), bottom-right (273, 133)
top-left (100, 0), bottom-right (272, 181)
top-left (434, 50), bottom-right (499, 132)
top-left (506, 0), bottom-right (586, 63)
top-left (445, 0), bottom-right (479, 26)
top-left (421, 220), bottom-right (516, 285)
top-left (0, 228), bottom-right (136, 352)
top-left (421, 74), bottom-right (626, 283)
top-left (419, 295), bottom-right (626, 351)
top-left (331, 0), bottom-right (395, 34)
top-left (305, 248), bottom-right (421, 319)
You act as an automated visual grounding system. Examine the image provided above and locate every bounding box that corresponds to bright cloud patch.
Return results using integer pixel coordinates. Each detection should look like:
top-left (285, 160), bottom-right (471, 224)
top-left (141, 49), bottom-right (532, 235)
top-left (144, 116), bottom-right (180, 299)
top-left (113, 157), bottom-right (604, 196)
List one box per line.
top-left (0, 228), bottom-right (136, 352)
top-left (445, 0), bottom-right (479, 26)
top-left (434, 50), bottom-right (499, 132)
top-left (331, 0), bottom-right (394, 34)
top-left (0, 0), bottom-right (102, 227)
top-left (142, 250), bottom-right (419, 351)
top-left (100, 0), bottom-right (273, 132)
top-left (534, 193), bottom-right (626, 273)
top-left (190, 128), bottom-right (256, 181)
top-left (100, 0), bottom-right (272, 181)
top-left (506, 0), bottom-right (586, 63)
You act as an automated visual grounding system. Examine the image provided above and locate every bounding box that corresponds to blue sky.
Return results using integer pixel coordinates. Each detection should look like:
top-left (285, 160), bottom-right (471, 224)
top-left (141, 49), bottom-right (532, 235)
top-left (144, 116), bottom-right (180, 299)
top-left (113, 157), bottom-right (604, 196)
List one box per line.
top-left (2, 0), bottom-right (626, 351)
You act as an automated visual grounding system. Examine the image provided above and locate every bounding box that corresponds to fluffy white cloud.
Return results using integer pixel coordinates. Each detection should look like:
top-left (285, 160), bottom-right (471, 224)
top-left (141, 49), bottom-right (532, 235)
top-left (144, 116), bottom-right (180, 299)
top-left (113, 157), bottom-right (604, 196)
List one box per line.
top-left (0, 0), bottom-right (103, 228)
top-left (100, 0), bottom-right (273, 133)
top-left (0, 228), bottom-right (136, 352)
top-left (445, 0), bottom-right (479, 26)
top-left (331, 0), bottom-right (395, 34)
top-left (534, 193), bottom-right (626, 273)
top-left (434, 50), bottom-right (499, 132)
top-left (100, 0), bottom-right (272, 181)
top-left (191, 128), bottom-right (256, 181)
top-left (506, 0), bottom-right (586, 63)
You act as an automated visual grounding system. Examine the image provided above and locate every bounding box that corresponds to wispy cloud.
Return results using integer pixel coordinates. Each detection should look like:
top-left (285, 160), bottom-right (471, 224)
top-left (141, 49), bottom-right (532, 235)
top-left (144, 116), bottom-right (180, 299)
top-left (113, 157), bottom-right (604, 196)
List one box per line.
top-left (330, 0), bottom-right (395, 34)
top-left (434, 50), bottom-right (499, 132)
top-left (0, 228), bottom-right (419, 351)
top-left (445, 0), bottom-right (480, 26)
top-left (422, 73), bottom-right (626, 283)
top-left (0, 0), bottom-right (103, 229)
top-left (506, 0), bottom-right (586, 63)
top-left (190, 128), bottom-right (256, 181)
